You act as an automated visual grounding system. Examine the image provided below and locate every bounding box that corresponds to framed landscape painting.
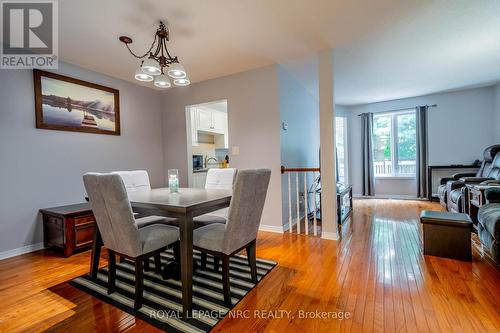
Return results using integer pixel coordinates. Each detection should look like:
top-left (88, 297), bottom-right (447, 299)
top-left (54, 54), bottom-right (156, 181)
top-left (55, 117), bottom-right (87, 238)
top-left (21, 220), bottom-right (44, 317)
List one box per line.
top-left (34, 69), bottom-right (120, 135)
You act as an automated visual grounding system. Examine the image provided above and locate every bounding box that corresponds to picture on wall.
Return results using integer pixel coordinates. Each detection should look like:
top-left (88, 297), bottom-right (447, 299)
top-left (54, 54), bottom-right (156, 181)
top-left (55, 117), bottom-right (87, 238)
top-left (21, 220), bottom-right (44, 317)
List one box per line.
top-left (34, 69), bottom-right (120, 135)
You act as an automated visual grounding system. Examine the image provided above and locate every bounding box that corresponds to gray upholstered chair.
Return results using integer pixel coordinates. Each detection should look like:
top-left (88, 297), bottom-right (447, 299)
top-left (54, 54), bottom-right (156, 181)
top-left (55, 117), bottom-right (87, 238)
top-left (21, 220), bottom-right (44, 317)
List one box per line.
top-left (83, 173), bottom-right (179, 309)
top-left (111, 170), bottom-right (178, 227)
top-left (110, 170), bottom-right (180, 271)
top-left (193, 168), bottom-right (271, 305)
top-left (194, 168), bottom-right (237, 227)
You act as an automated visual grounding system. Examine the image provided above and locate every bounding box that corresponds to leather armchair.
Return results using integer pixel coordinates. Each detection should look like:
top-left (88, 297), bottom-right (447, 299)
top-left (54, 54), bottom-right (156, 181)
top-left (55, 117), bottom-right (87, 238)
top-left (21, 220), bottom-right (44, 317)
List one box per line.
top-left (477, 187), bottom-right (500, 264)
top-left (438, 172), bottom-right (476, 208)
top-left (437, 145), bottom-right (500, 209)
top-left (447, 150), bottom-right (500, 213)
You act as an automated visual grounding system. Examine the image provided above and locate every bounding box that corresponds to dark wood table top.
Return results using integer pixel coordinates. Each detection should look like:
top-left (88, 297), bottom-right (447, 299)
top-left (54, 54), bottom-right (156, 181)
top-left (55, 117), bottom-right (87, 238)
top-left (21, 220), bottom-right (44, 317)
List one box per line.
top-left (127, 187), bottom-right (232, 216)
top-left (40, 203), bottom-right (91, 217)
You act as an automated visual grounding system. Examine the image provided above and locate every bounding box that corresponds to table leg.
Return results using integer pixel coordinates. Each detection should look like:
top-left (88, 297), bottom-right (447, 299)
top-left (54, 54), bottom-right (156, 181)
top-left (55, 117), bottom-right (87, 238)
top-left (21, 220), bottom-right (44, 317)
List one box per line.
top-left (90, 225), bottom-right (103, 280)
top-left (179, 212), bottom-right (194, 317)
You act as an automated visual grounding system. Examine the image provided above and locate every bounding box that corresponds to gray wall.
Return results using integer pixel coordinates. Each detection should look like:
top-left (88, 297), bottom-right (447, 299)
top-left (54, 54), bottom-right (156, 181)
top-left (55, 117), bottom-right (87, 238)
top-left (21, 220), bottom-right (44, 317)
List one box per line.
top-left (278, 65), bottom-right (320, 227)
top-left (344, 86), bottom-right (497, 196)
top-left (0, 62), bottom-right (165, 254)
top-left (160, 65), bottom-right (283, 230)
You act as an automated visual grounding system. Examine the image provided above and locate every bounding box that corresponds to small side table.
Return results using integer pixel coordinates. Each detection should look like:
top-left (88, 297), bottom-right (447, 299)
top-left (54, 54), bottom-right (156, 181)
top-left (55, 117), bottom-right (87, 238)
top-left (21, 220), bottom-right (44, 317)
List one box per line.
top-left (40, 203), bottom-right (96, 257)
top-left (464, 184), bottom-right (500, 225)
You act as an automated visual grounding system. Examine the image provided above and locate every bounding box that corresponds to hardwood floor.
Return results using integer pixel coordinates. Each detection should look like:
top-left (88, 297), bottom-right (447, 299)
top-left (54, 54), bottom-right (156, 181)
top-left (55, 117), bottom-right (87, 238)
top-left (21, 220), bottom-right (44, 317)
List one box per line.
top-left (1, 199), bottom-right (499, 332)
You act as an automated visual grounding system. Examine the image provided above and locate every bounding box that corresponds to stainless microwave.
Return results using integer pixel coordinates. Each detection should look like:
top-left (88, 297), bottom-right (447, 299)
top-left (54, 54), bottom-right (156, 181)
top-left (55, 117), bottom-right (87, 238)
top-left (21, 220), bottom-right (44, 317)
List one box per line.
top-left (192, 155), bottom-right (203, 170)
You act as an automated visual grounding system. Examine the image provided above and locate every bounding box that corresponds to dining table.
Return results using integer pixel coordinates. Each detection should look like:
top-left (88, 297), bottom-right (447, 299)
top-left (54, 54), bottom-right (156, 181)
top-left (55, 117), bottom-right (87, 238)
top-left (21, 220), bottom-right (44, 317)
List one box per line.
top-left (89, 187), bottom-right (233, 317)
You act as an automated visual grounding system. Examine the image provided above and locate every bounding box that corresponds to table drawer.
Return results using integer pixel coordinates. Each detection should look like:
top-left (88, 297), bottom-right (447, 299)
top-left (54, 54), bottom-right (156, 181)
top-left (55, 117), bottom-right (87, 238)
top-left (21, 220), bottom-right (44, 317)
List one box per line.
top-left (74, 214), bottom-right (95, 226)
top-left (75, 224), bottom-right (95, 248)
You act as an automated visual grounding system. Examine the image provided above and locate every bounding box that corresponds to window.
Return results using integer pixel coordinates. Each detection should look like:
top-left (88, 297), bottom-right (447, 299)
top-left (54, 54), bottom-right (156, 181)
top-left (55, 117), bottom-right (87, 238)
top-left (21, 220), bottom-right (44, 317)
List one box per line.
top-left (373, 110), bottom-right (416, 177)
top-left (335, 117), bottom-right (348, 184)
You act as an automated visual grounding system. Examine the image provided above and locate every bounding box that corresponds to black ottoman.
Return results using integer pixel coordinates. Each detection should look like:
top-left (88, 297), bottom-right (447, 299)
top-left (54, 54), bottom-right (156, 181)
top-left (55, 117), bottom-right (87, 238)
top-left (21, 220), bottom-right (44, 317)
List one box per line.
top-left (420, 211), bottom-right (472, 261)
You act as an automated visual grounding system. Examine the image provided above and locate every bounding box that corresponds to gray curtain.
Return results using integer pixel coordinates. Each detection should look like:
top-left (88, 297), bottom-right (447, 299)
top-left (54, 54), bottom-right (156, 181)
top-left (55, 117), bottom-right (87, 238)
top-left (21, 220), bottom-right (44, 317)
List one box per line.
top-left (416, 106), bottom-right (428, 198)
top-left (361, 113), bottom-right (374, 196)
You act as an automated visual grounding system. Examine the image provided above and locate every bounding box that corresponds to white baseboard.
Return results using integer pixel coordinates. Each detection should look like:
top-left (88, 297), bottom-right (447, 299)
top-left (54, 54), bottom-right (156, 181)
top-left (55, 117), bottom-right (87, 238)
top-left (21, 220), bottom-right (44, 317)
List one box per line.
top-left (321, 231), bottom-right (339, 240)
top-left (282, 219), bottom-right (296, 233)
top-left (259, 224), bottom-right (284, 233)
top-left (0, 242), bottom-right (45, 260)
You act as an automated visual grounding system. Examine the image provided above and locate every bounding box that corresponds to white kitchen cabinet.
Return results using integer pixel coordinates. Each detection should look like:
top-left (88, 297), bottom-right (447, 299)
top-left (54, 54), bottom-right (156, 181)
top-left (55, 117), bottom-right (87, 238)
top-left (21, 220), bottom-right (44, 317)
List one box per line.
top-left (211, 110), bottom-right (226, 133)
top-left (191, 108), bottom-right (229, 149)
top-left (196, 109), bottom-right (213, 132)
top-left (196, 108), bottom-right (226, 134)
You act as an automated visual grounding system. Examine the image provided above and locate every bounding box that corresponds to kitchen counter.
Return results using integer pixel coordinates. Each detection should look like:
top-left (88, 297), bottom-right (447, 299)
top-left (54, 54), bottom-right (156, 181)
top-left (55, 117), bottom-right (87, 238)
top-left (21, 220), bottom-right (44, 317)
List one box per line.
top-left (193, 168), bottom-right (209, 173)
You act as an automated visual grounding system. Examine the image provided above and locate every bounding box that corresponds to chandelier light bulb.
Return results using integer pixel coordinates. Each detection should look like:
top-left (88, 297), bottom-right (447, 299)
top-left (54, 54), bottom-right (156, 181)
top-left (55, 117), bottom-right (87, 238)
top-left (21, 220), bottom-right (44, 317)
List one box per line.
top-left (134, 66), bottom-right (153, 82)
top-left (167, 62), bottom-right (187, 79)
top-left (142, 58), bottom-right (161, 76)
top-left (154, 74), bottom-right (171, 88)
top-left (173, 77), bottom-right (190, 86)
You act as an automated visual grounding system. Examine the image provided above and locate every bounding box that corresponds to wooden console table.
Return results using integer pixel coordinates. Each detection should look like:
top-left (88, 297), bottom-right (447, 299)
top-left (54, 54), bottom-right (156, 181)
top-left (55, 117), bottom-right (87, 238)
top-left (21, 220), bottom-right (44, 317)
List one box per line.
top-left (40, 203), bottom-right (96, 257)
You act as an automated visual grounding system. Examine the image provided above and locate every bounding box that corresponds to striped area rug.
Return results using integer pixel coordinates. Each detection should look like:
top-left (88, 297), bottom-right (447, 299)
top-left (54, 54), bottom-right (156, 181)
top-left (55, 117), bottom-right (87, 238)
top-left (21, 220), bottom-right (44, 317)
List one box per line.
top-left (70, 249), bottom-right (277, 333)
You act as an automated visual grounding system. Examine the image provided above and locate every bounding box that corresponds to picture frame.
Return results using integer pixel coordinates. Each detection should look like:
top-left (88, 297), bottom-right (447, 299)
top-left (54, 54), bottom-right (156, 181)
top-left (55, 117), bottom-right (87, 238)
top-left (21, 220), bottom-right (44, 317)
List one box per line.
top-left (33, 69), bottom-right (120, 135)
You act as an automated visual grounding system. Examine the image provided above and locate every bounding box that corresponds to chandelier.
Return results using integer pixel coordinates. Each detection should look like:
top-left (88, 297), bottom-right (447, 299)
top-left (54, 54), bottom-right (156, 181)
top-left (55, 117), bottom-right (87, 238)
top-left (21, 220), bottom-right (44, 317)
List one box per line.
top-left (119, 21), bottom-right (189, 88)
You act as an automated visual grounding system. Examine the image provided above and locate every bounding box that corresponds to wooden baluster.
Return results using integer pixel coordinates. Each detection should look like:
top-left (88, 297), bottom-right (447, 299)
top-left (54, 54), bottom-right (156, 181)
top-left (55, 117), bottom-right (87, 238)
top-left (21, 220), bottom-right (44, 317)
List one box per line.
top-left (313, 172), bottom-right (318, 236)
top-left (288, 173), bottom-right (292, 232)
top-left (304, 172), bottom-right (309, 235)
top-left (296, 172), bottom-right (300, 234)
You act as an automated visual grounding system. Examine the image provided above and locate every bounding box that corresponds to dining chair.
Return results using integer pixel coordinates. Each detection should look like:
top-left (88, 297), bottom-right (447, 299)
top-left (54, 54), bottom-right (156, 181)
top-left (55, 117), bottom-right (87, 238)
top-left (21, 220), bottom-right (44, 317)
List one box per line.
top-left (194, 168), bottom-right (237, 227)
top-left (110, 170), bottom-right (182, 270)
top-left (192, 168), bottom-right (271, 305)
top-left (83, 172), bottom-right (180, 309)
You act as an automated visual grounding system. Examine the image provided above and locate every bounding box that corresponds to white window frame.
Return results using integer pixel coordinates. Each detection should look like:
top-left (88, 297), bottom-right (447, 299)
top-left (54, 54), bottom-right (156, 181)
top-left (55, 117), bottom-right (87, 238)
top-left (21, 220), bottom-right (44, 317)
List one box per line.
top-left (373, 109), bottom-right (416, 179)
top-left (335, 116), bottom-right (349, 184)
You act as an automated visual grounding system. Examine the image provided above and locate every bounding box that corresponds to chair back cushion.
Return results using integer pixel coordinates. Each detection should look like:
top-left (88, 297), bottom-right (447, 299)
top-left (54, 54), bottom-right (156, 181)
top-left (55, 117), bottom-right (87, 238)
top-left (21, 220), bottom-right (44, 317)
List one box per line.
top-left (223, 169), bottom-right (271, 254)
top-left (478, 145), bottom-right (500, 177)
top-left (83, 173), bottom-right (141, 256)
top-left (205, 168), bottom-right (237, 190)
top-left (488, 153), bottom-right (500, 180)
top-left (111, 170), bottom-right (151, 193)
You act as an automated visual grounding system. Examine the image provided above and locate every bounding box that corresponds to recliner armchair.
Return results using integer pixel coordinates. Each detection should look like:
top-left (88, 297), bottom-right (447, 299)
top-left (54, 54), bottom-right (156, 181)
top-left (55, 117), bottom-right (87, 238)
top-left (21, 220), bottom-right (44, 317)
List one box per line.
top-left (437, 145), bottom-right (500, 212)
top-left (477, 187), bottom-right (500, 264)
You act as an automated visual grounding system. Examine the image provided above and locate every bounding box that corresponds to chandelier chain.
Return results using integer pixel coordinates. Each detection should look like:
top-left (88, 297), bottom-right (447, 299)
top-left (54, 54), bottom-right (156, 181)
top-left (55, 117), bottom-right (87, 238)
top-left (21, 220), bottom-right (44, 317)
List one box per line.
top-left (124, 34), bottom-right (158, 59)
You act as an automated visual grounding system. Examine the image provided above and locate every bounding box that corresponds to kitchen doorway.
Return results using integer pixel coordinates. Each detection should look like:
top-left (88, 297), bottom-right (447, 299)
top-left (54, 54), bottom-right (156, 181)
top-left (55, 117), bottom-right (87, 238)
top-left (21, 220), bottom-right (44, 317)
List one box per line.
top-left (185, 100), bottom-right (229, 188)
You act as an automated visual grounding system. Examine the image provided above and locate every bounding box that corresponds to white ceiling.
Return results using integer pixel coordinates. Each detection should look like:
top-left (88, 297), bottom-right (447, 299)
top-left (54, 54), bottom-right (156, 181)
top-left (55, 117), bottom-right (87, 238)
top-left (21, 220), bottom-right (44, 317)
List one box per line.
top-left (58, 0), bottom-right (500, 105)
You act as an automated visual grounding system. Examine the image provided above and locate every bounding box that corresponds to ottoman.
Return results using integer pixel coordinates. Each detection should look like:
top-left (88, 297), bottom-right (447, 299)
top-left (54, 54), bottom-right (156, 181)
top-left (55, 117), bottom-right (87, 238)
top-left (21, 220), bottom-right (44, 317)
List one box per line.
top-left (420, 211), bottom-right (472, 261)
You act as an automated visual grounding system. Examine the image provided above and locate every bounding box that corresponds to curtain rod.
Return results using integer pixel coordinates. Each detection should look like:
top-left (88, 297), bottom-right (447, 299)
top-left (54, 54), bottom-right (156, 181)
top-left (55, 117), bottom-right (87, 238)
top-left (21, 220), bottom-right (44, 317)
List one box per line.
top-left (356, 104), bottom-right (437, 116)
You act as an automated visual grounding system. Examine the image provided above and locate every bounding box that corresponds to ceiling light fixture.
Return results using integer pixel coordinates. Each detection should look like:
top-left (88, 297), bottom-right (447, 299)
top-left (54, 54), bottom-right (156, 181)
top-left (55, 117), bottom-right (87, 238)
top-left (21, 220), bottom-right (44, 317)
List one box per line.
top-left (119, 21), bottom-right (189, 88)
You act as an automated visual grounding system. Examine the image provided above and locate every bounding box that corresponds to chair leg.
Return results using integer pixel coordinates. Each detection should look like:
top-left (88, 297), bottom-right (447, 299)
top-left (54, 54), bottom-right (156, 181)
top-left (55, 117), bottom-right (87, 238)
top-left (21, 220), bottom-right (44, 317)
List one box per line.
top-left (154, 254), bottom-right (162, 274)
top-left (214, 257), bottom-right (220, 272)
top-left (221, 255), bottom-right (231, 306)
top-left (107, 250), bottom-right (116, 294)
top-left (201, 252), bottom-right (207, 269)
top-left (143, 257), bottom-right (150, 271)
top-left (134, 258), bottom-right (144, 310)
top-left (173, 241), bottom-right (181, 264)
top-left (246, 240), bottom-right (258, 283)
